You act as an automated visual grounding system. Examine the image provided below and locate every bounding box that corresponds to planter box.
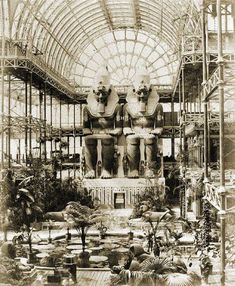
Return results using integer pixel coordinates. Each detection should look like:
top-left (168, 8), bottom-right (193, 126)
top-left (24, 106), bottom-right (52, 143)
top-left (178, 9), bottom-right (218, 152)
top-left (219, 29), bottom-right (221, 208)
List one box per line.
top-left (47, 274), bottom-right (61, 283)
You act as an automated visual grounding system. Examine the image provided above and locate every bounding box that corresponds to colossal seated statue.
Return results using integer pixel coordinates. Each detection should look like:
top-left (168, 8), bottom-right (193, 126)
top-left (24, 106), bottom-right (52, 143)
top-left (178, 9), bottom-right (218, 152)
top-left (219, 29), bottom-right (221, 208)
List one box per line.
top-left (123, 66), bottom-right (163, 178)
top-left (83, 67), bottom-right (122, 178)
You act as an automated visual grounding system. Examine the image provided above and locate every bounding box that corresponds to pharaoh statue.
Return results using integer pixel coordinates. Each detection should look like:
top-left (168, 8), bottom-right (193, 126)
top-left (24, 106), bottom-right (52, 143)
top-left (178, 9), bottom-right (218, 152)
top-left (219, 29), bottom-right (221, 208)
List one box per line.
top-left (83, 66), bottom-right (122, 178)
top-left (123, 66), bottom-right (163, 177)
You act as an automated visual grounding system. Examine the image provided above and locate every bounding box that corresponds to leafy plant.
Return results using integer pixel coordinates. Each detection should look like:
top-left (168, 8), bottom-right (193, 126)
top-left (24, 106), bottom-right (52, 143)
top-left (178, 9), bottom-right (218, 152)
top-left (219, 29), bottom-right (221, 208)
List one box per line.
top-left (131, 179), bottom-right (167, 218)
top-left (143, 211), bottom-right (172, 249)
top-left (0, 169), bottom-right (16, 241)
top-left (201, 201), bottom-right (212, 248)
top-left (9, 186), bottom-right (43, 255)
top-left (110, 256), bottom-right (201, 286)
top-left (0, 256), bottom-right (24, 285)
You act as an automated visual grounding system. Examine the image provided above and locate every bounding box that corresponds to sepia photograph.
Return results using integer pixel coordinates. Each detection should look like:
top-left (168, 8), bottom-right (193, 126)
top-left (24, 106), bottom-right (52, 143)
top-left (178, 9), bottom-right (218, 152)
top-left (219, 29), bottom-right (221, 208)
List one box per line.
top-left (0, 0), bottom-right (235, 285)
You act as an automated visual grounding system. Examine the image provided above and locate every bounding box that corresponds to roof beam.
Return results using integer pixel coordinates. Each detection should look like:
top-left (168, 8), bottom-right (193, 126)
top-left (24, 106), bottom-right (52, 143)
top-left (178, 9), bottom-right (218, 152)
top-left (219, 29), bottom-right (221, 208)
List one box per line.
top-left (99, 0), bottom-right (114, 31)
top-left (131, 0), bottom-right (142, 29)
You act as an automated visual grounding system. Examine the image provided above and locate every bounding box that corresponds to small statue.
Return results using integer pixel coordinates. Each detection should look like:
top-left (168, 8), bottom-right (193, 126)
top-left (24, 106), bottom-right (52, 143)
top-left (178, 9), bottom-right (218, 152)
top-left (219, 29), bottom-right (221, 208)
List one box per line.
top-left (83, 66), bottom-right (122, 178)
top-left (123, 65), bottom-right (163, 177)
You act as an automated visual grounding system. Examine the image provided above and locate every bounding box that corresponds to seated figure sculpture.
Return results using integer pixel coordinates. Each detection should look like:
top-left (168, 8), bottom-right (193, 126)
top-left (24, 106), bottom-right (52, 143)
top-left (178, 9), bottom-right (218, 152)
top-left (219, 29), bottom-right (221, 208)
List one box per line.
top-left (83, 66), bottom-right (122, 178)
top-left (123, 66), bottom-right (163, 177)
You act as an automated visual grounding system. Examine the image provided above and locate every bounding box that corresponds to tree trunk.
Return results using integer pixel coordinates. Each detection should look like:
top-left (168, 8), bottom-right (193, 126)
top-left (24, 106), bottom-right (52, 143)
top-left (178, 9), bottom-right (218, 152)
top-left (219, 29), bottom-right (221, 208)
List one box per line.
top-left (81, 227), bottom-right (86, 252)
top-left (28, 231), bottom-right (32, 254)
top-left (3, 229), bottom-right (7, 241)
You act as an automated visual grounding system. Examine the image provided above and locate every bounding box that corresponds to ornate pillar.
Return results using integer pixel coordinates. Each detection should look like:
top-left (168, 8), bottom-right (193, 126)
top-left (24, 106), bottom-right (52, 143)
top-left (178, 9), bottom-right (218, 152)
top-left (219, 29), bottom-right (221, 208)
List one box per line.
top-left (39, 90), bottom-right (43, 160)
top-left (171, 98), bottom-right (175, 158)
top-left (7, 74), bottom-right (11, 168)
top-left (29, 71), bottom-right (32, 164)
top-left (50, 93), bottom-right (53, 157)
top-left (67, 104), bottom-right (70, 177)
top-left (0, 1), bottom-right (5, 175)
top-left (59, 96), bottom-right (62, 181)
top-left (202, 0), bottom-right (209, 179)
top-left (182, 65), bottom-right (186, 167)
top-left (80, 103), bottom-right (83, 147)
top-left (217, 1), bottom-right (226, 285)
top-left (178, 78), bottom-right (182, 164)
top-left (43, 82), bottom-right (47, 161)
top-left (73, 103), bottom-right (76, 179)
top-left (25, 75), bottom-right (28, 164)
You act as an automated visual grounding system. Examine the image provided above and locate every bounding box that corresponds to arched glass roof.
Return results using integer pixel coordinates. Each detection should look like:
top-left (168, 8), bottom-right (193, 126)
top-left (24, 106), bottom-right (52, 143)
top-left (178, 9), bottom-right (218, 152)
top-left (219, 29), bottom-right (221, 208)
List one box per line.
top-left (4, 0), bottom-right (200, 86)
top-left (73, 29), bottom-right (178, 86)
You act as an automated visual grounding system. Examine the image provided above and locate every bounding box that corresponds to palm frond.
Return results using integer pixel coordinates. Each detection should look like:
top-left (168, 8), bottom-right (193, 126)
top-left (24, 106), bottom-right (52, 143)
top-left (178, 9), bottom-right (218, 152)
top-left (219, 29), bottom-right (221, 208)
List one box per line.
top-left (18, 188), bottom-right (35, 202)
top-left (109, 273), bottom-right (125, 286)
top-left (19, 176), bottom-right (33, 186)
top-left (66, 201), bottom-right (92, 215)
top-left (130, 270), bottom-right (155, 284)
top-left (163, 272), bottom-right (198, 286)
top-left (25, 207), bottom-right (32, 215)
top-left (32, 205), bottom-right (43, 213)
top-left (140, 257), bottom-right (157, 271)
top-left (140, 257), bottom-right (174, 274)
top-left (159, 210), bottom-right (171, 222)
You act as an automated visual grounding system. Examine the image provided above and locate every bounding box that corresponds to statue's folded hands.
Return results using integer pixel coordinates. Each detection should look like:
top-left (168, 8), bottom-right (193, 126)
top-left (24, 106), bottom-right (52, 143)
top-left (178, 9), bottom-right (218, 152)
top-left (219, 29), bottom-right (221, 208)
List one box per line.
top-left (123, 127), bottom-right (134, 135)
top-left (151, 128), bottom-right (163, 135)
top-left (109, 128), bottom-right (122, 136)
top-left (83, 128), bottom-right (93, 135)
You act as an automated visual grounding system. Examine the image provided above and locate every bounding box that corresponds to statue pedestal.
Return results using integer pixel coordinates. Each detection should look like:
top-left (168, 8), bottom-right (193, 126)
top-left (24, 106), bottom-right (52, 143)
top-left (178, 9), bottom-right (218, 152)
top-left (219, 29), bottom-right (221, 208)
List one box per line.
top-left (83, 177), bottom-right (165, 208)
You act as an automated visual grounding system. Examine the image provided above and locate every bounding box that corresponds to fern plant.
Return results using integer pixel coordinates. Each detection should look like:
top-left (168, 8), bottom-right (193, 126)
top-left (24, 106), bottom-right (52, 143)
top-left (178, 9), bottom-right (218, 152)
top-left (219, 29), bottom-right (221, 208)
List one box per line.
top-left (65, 201), bottom-right (105, 252)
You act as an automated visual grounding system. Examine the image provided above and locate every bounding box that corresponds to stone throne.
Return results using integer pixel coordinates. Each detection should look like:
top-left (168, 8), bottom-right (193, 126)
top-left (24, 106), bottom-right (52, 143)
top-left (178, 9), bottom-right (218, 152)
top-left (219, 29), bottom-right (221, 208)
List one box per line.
top-left (82, 66), bottom-right (122, 179)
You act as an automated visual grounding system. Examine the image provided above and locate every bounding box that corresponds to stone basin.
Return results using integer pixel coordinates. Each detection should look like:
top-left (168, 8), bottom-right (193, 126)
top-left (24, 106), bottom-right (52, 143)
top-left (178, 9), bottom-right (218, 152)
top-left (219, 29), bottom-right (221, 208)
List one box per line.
top-left (71, 249), bottom-right (92, 255)
top-left (89, 255), bottom-right (108, 263)
top-left (36, 252), bottom-right (49, 259)
top-left (89, 246), bottom-right (104, 251)
top-left (66, 245), bottom-right (83, 250)
top-left (114, 247), bottom-right (129, 253)
top-left (32, 244), bottom-right (55, 252)
top-left (69, 239), bottom-right (90, 245)
top-left (99, 239), bottom-right (111, 244)
top-left (15, 257), bottom-right (28, 265)
top-left (89, 237), bottom-right (100, 242)
top-left (99, 238), bottom-right (120, 245)
top-left (102, 243), bottom-right (119, 250)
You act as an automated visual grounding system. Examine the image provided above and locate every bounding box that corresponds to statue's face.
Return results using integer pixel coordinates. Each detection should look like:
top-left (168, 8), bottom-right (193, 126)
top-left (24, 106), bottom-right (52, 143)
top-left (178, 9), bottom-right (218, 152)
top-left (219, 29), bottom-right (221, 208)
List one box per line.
top-left (93, 82), bottom-right (111, 113)
top-left (135, 81), bottom-right (151, 112)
